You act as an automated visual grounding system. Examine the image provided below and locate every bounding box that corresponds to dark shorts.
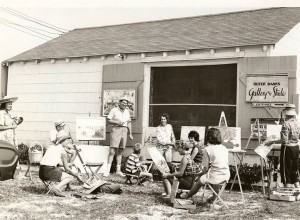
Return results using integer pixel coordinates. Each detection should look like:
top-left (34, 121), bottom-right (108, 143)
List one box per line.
top-left (169, 175), bottom-right (194, 190)
top-left (39, 165), bottom-right (62, 182)
top-left (280, 144), bottom-right (300, 184)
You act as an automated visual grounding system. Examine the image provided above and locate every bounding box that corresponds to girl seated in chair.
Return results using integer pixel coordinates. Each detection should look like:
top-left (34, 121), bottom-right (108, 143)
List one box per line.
top-left (181, 127), bottom-right (230, 203)
top-left (161, 141), bottom-right (198, 197)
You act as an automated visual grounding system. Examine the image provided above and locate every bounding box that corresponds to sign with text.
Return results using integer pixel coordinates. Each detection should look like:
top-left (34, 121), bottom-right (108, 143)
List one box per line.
top-left (246, 75), bottom-right (288, 103)
top-left (250, 118), bottom-right (279, 139)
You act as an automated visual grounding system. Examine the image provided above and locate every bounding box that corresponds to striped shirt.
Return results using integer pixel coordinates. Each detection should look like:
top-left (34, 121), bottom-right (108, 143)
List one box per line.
top-left (125, 153), bottom-right (141, 174)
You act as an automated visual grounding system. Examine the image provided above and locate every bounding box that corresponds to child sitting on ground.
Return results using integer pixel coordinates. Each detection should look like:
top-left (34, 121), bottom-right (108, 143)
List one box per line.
top-left (125, 143), bottom-right (153, 184)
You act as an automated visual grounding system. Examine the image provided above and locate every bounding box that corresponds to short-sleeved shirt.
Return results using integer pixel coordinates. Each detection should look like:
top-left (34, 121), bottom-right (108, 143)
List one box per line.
top-left (107, 107), bottom-right (131, 127)
top-left (281, 118), bottom-right (300, 145)
top-left (0, 110), bottom-right (16, 145)
top-left (40, 145), bottom-right (64, 167)
top-left (202, 144), bottom-right (230, 184)
top-left (125, 153), bottom-right (141, 174)
top-left (156, 124), bottom-right (175, 146)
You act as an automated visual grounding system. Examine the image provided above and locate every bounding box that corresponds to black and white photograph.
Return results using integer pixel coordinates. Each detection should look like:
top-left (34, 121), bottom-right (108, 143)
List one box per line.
top-left (1, 0), bottom-right (300, 219)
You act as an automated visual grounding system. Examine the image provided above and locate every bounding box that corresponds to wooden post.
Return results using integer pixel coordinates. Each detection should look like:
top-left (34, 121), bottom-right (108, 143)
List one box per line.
top-left (257, 119), bottom-right (266, 196)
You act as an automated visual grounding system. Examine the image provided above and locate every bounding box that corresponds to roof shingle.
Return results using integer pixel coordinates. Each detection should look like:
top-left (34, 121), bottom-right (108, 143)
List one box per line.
top-left (6, 7), bottom-right (300, 62)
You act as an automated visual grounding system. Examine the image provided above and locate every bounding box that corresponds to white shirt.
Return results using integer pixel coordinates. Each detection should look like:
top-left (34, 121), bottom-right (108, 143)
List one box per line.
top-left (156, 124), bottom-right (175, 145)
top-left (202, 144), bottom-right (230, 184)
top-left (40, 145), bottom-right (64, 166)
top-left (107, 107), bottom-right (131, 127)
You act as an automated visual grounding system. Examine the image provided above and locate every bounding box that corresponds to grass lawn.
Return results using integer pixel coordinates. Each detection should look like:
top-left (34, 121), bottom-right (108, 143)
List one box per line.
top-left (1, 166), bottom-right (300, 220)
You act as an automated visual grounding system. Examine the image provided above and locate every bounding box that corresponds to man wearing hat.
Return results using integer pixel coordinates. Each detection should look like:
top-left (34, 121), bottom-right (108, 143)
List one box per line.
top-left (0, 96), bottom-right (19, 146)
top-left (265, 104), bottom-right (300, 188)
top-left (50, 119), bottom-right (66, 144)
top-left (104, 96), bottom-right (133, 177)
top-left (39, 130), bottom-right (83, 197)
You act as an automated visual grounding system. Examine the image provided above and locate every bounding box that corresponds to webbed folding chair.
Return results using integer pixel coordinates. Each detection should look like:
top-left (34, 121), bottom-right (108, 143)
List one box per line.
top-left (202, 181), bottom-right (229, 211)
top-left (0, 140), bottom-right (19, 181)
top-left (125, 160), bottom-right (153, 185)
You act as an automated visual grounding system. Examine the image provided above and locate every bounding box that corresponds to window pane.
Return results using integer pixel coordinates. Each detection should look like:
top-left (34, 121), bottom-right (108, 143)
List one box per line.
top-left (149, 105), bottom-right (236, 139)
top-left (151, 64), bottom-right (237, 104)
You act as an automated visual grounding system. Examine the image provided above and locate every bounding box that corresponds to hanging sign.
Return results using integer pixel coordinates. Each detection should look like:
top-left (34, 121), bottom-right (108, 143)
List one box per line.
top-left (246, 75), bottom-right (288, 103)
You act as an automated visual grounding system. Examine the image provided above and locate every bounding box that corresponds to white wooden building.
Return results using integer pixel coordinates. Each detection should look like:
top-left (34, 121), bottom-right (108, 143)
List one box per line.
top-left (2, 7), bottom-right (300, 162)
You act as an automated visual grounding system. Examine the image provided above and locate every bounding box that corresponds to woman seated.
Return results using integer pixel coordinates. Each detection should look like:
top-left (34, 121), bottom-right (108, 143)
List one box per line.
top-left (161, 141), bottom-right (195, 197)
top-left (39, 130), bottom-right (83, 197)
top-left (188, 130), bottom-right (204, 165)
top-left (181, 127), bottom-right (230, 203)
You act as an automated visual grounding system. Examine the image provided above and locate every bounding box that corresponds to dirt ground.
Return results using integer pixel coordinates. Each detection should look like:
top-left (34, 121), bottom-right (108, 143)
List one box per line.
top-left (0, 166), bottom-right (300, 220)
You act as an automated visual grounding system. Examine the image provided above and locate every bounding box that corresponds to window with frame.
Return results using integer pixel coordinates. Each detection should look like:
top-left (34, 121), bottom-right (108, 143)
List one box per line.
top-left (149, 64), bottom-right (237, 139)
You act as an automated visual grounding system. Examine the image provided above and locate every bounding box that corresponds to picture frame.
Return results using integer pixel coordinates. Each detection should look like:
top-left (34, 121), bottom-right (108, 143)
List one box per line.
top-left (76, 116), bottom-right (106, 141)
top-left (102, 89), bottom-right (136, 118)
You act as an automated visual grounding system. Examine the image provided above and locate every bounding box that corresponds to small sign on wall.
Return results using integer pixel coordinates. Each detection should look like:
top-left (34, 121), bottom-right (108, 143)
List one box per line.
top-left (246, 75), bottom-right (288, 103)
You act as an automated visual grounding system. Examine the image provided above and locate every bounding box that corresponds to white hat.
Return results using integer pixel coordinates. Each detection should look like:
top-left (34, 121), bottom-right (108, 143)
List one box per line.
top-left (285, 109), bottom-right (297, 116)
top-left (54, 119), bottom-right (65, 127)
top-left (0, 96), bottom-right (18, 104)
top-left (119, 97), bottom-right (130, 103)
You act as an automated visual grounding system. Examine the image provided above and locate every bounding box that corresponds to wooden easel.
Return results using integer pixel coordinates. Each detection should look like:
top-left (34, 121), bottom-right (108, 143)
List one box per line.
top-left (241, 118), bottom-right (266, 196)
top-left (218, 111), bottom-right (246, 205)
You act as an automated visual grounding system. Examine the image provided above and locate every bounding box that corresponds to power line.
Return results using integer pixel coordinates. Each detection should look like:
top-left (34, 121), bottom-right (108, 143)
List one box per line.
top-left (0, 7), bottom-right (68, 34)
top-left (0, 20), bottom-right (49, 40)
top-left (6, 7), bottom-right (68, 33)
top-left (0, 17), bottom-right (54, 39)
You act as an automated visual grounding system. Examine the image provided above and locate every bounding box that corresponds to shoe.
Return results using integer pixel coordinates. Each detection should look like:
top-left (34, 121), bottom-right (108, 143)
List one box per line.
top-left (206, 196), bottom-right (216, 204)
top-left (180, 192), bottom-right (189, 199)
top-left (161, 192), bottom-right (167, 196)
top-left (51, 188), bottom-right (66, 197)
top-left (116, 171), bottom-right (125, 177)
top-left (103, 172), bottom-right (110, 177)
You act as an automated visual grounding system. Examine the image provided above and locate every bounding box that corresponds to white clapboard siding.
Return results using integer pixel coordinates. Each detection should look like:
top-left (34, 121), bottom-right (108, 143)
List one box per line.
top-left (7, 93), bottom-right (101, 103)
top-left (9, 112), bottom-right (101, 123)
top-left (7, 60), bottom-right (104, 146)
top-left (10, 71), bottom-right (102, 84)
top-left (12, 102), bottom-right (100, 114)
top-left (8, 82), bottom-right (101, 94)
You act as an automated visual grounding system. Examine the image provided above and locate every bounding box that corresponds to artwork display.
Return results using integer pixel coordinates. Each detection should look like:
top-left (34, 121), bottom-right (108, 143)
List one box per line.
top-left (180, 126), bottom-right (206, 144)
top-left (76, 117), bottom-right (106, 141)
top-left (102, 89), bottom-right (136, 118)
top-left (212, 126), bottom-right (241, 151)
top-left (266, 124), bottom-right (282, 140)
top-left (250, 118), bottom-right (279, 139)
top-left (147, 147), bottom-right (170, 173)
top-left (144, 127), bottom-right (158, 146)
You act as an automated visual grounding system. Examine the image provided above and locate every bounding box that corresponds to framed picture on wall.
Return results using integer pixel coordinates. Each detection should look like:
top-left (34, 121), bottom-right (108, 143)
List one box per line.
top-left (76, 116), bottom-right (106, 141)
top-left (102, 89), bottom-right (136, 118)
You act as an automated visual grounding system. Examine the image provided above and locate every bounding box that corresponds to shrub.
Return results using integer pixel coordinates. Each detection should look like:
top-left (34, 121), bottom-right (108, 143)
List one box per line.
top-left (18, 143), bottom-right (29, 164)
top-left (230, 163), bottom-right (268, 186)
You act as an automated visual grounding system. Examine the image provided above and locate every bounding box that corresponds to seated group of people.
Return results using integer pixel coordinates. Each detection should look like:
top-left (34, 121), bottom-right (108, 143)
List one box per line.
top-left (39, 119), bottom-right (230, 204)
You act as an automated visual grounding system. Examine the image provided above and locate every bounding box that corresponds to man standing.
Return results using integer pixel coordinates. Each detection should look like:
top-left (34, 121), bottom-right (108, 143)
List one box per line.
top-left (266, 104), bottom-right (300, 188)
top-left (103, 97), bottom-right (133, 177)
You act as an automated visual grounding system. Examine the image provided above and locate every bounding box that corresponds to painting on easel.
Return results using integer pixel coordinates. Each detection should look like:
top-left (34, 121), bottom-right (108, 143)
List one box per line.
top-left (214, 126), bottom-right (241, 151)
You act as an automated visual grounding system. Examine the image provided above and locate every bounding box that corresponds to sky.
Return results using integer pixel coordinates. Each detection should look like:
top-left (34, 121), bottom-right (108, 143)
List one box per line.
top-left (0, 0), bottom-right (299, 62)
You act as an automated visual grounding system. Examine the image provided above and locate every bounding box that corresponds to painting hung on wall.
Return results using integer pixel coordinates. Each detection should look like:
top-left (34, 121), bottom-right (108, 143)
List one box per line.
top-left (103, 89), bottom-right (136, 118)
top-left (76, 117), bottom-right (106, 141)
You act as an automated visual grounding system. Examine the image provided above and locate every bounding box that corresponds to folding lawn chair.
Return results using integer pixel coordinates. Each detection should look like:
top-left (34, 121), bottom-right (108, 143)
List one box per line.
top-left (201, 181), bottom-right (229, 211)
top-left (125, 160), bottom-right (153, 185)
top-left (0, 140), bottom-right (19, 181)
top-left (41, 179), bottom-right (55, 194)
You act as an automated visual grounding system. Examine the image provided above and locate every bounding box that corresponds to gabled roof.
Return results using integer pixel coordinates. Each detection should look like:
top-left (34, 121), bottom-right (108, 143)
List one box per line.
top-left (6, 7), bottom-right (300, 62)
